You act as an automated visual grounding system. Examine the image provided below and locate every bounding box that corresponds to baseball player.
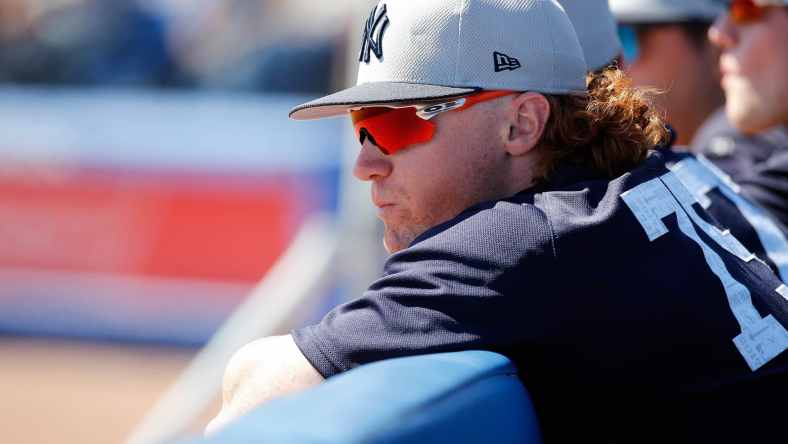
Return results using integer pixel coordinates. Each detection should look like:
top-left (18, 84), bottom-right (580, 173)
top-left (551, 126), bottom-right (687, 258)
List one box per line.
top-left (706, 0), bottom-right (788, 227)
top-left (209, 1), bottom-right (788, 441)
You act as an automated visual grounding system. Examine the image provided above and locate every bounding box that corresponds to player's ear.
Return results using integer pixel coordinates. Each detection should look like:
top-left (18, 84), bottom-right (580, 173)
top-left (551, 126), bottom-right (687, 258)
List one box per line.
top-left (504, 92), bottom-right (550, 157)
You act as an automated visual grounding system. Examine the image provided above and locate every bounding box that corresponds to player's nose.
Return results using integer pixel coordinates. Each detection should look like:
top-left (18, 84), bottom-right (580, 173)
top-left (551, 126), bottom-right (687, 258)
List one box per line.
top-left (709, 12), bottom-right (737, 50)
top-left (353, 139), bottom-right (392, 182)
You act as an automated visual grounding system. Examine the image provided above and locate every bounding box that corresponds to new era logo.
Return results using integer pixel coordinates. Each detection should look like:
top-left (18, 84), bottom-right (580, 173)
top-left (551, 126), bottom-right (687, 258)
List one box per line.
top-left (494, 52), bottom-right (521, 72)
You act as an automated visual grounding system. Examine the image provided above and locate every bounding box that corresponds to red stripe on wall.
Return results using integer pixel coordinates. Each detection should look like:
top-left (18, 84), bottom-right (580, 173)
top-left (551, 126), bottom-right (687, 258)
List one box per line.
top-left (0, 168), bottom-right (306, 285)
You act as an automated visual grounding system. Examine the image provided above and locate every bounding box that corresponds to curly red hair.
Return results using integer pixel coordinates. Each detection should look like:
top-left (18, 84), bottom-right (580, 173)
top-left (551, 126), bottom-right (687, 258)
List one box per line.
top-left (536, 67), bottom-right (670, 181)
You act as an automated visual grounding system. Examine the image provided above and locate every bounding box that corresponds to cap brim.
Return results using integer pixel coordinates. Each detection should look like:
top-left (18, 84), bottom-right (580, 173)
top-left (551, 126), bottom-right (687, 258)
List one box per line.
top-left (289, 82), bottom-right (480, 120)
top-left (613, 7), bottom-right (720, 24)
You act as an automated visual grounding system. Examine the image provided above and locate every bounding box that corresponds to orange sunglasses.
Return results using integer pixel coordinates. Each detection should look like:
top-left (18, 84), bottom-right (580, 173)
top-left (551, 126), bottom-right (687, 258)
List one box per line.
top-left (350, 90), bottom-right (515, 155)
top-left (728, 0), bottom-right (783, 24)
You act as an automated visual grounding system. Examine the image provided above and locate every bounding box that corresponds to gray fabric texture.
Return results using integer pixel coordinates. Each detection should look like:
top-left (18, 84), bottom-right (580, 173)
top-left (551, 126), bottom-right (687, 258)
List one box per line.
top-left (558, 0), bottom-right (623, 71)
top-left (610, 0), bottom-right (724, 23)
top-left (291, 0), bottom-right (587, 120)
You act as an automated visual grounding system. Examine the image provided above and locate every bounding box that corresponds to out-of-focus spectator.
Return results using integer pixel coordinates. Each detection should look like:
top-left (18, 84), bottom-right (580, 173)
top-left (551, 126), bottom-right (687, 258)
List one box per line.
top-left (0, 0), bottom-right (355, 93)
top-left (162, 0), bottom-right (352, 93)
top-left (0, 0), bottom-right (175, 86)
top-left (611, 0), bottom-right (725, 145)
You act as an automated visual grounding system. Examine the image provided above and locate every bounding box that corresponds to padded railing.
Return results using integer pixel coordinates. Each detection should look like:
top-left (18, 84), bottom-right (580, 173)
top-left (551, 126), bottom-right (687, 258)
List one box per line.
top-left (188, 350), bottom-right (541, 444)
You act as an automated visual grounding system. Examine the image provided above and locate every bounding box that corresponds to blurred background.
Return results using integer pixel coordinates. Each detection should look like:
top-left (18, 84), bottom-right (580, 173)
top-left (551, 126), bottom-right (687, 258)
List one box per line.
top-left (0, 0), bottom-right (382, 443)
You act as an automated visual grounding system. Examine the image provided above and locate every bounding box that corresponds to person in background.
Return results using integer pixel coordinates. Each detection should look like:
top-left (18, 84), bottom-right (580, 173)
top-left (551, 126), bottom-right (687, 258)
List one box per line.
top-left (610, 0), bottom-right (725, 146)
top-left (707, 0), bottom-right (788, 227)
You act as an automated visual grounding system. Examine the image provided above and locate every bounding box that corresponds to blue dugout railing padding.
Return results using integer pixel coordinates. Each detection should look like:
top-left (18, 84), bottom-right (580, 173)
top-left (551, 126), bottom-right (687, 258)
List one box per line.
top-left (187, 350), bottom-right (541, 444)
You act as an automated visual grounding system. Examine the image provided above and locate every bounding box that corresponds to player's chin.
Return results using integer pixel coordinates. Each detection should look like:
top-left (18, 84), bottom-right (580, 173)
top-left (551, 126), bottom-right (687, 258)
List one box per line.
top-left (382, 227), bottom-right (415, 254)
top-left (728, 103), bottom-right (776, 134)
top-left (382, 233), bottom-right (404, 254)
top-left (725, 95), bottom-right (771, 134)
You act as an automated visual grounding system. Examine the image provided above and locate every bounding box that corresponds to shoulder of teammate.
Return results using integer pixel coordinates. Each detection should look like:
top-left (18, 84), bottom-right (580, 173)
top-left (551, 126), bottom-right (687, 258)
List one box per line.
top-left (692, 108), bottom-right (785, 181)
top-left (692, 108), bottom-right (737, 154)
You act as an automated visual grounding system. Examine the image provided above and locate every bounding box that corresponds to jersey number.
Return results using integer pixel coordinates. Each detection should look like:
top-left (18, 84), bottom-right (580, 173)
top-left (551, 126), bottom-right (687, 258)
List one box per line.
top-left (621, 161), bottom-right (788, 371)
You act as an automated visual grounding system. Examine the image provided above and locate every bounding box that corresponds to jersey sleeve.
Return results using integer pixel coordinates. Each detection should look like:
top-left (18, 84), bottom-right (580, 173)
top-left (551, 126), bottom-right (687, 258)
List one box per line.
top-left (291, 200), bottom-right (557, 378)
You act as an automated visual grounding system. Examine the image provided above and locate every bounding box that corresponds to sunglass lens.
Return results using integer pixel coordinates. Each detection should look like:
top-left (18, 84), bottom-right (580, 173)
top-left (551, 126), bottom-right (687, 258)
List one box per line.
top-left (730, 0), bottom-right (763, 24)
top-left (357, 127), bottom-right (389, 154)
top-left (352, 107), bottom-right (436, 155)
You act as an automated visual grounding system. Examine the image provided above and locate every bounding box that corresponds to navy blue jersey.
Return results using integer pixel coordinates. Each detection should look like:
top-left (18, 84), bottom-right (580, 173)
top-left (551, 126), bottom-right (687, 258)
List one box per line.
top-left (293, 149), bottom-right (788, 442)
top-left (666, 152), bottom-right (788, 283)
top-left (693, 108), bottom-right (788, 229)
top-left (738, 151), bottom-right (788, 230)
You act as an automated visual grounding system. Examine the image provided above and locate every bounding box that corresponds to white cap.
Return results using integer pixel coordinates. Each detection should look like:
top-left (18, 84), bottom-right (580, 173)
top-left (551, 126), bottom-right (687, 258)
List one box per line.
top-left (290, 0), bottom-right (587, 120)
top-left (610, 0), bottom-right (724, 23)
top-left (558, 0), bottom-right (622, 71)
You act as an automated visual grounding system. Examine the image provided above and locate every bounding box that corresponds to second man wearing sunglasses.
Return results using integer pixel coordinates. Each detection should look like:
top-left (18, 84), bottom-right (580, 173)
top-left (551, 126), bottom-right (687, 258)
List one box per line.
top-left (210, 1), bottom-right (788, 442)
top-left (707, 0), bottom-right (788, 226)
top-left (711, 0), bottom-right (788, 134)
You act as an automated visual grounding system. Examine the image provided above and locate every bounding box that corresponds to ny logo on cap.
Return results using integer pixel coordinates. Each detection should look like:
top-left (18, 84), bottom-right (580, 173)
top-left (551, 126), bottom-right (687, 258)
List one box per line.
top-left (494, 52), bottom-right (521, 72)
top-left (359, 4), bottom-right (390, 64)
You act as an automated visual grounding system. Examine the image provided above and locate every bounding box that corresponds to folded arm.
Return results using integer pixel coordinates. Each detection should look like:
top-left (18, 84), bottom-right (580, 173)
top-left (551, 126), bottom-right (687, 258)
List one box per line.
top-left (206, 335), bottom-right (324, 435)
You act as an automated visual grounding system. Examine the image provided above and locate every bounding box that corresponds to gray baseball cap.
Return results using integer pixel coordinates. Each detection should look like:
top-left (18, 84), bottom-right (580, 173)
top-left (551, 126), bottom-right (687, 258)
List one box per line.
top-left (290, 0), bottom-right (587, 120)
top-left (558, 0), bottom-right (623, 71)
top-left (610, 0), bottom-right (724, 23)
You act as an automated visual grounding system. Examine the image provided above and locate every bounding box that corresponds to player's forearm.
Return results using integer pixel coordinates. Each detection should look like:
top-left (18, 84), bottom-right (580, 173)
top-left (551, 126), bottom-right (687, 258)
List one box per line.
top-left (206, 334), bottom-right (324, 435)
